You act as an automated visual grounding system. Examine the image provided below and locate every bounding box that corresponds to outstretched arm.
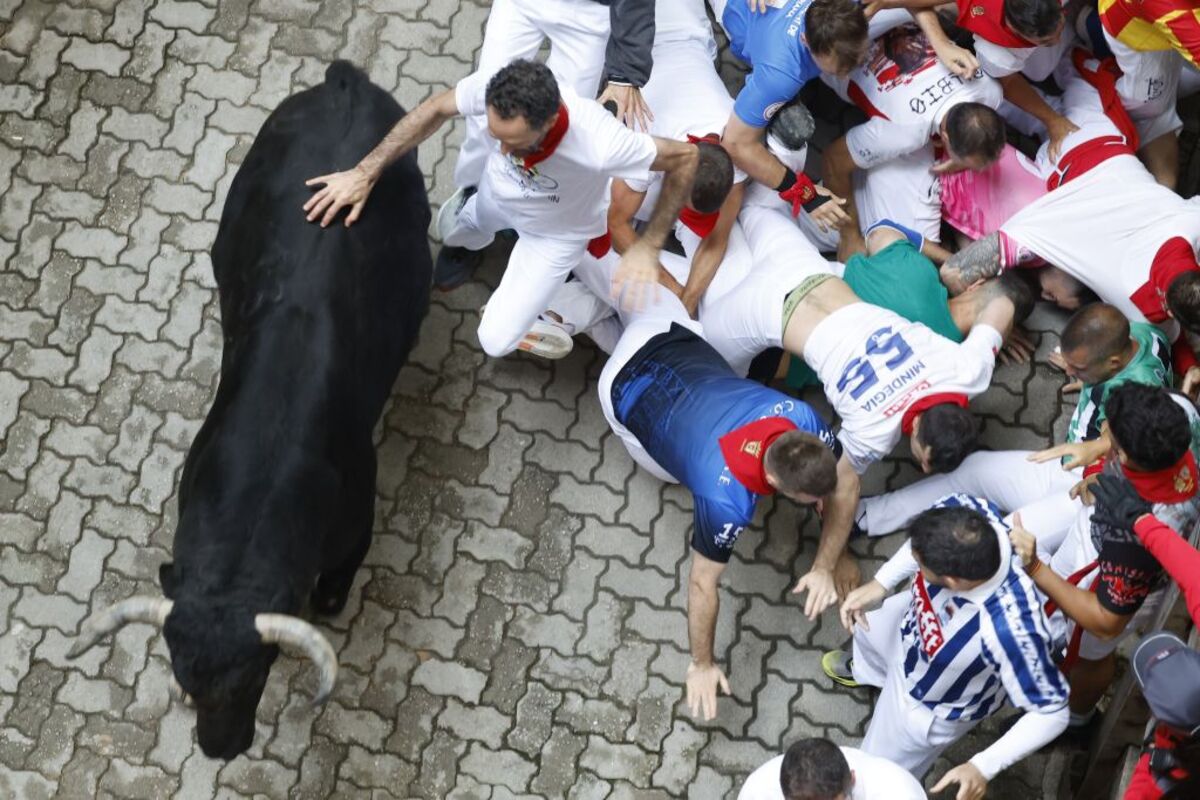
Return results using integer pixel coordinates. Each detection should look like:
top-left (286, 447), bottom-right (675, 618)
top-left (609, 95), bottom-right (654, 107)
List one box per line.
top-left (679, 182), bottom-right (746, 316)
top-left (794, 454), bottom-right (861, 618)
top-left (686, 551), bottom-right (732, 720)
top-left (999, 73), bottom-right (1078, 161)
top-left (304, 87), bottom-right (460, 227)
top-left (941, 232), bottom-right (1003, 294)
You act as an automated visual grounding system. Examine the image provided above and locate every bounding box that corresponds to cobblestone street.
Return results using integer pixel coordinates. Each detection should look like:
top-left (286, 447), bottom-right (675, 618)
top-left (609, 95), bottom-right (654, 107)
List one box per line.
top-left (0, 1), bottom-right (1085, 797)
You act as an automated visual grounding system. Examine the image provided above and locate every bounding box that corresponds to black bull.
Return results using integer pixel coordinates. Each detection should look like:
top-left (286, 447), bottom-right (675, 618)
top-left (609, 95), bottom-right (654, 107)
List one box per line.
top-left (69, 62), bottom-right (432, 759)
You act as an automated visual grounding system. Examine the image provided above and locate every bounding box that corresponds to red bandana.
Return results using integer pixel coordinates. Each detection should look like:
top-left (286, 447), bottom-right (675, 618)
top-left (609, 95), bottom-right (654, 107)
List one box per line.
top-left (900, 393), bottom-right (969, 437)
top-left (678, 134), bottom-right (724, 238)
top-left (955, 0), bottom-right (1033, 48)
top-left (1122, 450), bottom-right (1200, 505)
top-left (718, 417), bottom-right (799, 495)
top-left (521, 103), bottom-right (570, 171)
top-left (1130, 236), bottom-right (1200, 322)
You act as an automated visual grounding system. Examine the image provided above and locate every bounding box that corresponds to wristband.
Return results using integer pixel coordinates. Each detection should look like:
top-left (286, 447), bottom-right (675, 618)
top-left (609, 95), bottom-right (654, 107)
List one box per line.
top-left (802, 193), bottom-right (832, 214)
top-left (777, 170), bottom-right (820, 219)
top-left (1026, 558), bottom-right (1042, 577)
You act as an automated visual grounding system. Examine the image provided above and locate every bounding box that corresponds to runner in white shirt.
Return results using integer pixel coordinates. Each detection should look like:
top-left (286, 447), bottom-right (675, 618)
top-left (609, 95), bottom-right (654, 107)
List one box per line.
top-left (704, 266), bottom-right (1016, 475)
top-left (739, 739), bottom-right (924, 800)
top-left (821, 24), bottom-right (1005, 257)
top-left (301, 59), bottom-right (699, 359)
top-left (941, 51), bottom-right (1200, 347)
top-left (604, 0), bottom-right (754, 314)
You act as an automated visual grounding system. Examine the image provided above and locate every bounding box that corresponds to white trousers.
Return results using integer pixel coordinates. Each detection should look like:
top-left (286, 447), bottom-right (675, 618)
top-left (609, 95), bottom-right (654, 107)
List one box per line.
top-left (455, 0), bottom-right (611, 189)
top-left (700, 202), bottom-right (834, 376)
top-left (587, 253), bottom-right (703, 483)
top-left (859, 451), bottom-right (1082, 558)
top-left (853, 592), bottom-right (980, 777)
top-left (1104, 30), bottom-right (1184, 145)
top-left (445, 188), bottom-right (588, 357)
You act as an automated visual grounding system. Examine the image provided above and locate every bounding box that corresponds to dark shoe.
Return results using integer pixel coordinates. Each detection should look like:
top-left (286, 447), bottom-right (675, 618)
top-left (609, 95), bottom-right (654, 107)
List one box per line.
top-left (767, 98), bottom-right (816, 151)
top-left (434, 245), bottom-right (484, 291)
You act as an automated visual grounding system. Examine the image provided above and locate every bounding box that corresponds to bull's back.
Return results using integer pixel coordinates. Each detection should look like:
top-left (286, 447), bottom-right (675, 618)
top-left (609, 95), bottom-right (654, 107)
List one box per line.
top-left (211, 61), bottom-right (432, 415)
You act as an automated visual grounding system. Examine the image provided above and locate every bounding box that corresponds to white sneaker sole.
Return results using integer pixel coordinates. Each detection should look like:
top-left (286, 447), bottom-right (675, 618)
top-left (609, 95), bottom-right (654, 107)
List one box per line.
top-left (436, 186), bottom-right (469, 243)
top-left (517, 319), bottom-right (573, 360)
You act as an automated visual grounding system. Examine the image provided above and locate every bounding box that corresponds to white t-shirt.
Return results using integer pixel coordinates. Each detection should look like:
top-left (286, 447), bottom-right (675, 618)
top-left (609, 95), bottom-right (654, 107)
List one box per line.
top-left (738, 748), bottom-right (926, 800)
top-left (829, 25), bottom-right (1002, 169)
top-left (804, 303), bottom-right (1000, 474)
top-left (455, 74), bottom-right (658, 240)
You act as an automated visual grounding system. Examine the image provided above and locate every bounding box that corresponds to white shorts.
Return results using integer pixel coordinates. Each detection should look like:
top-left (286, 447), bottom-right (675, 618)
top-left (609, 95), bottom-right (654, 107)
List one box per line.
top-left (855, 145), bottom-right (942, 243)
top-left (454, 0), bottom-right (610, 189)
top-left (1104, 30), bottom-right (1184, 144)
top-left (853, 592), bottom-right (979, 777)
top-left (699, 202), bottom-right (833, 376)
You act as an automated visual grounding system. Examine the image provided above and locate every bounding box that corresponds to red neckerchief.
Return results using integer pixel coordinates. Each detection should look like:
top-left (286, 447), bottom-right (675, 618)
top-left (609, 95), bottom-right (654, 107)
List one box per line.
top-left (1122, 450), bottom-right (1200, 505)
top-left (1130, 236), bottom-right (1200, 322)
top-left (718, 417), bottom-right (798, 495)
top-left (678, 133), bottom-right (723, 239)
top-left (955, 0), bottom-right (1033, 48)
top-left (900, 393), bottom-right (969, 437)
top-left (521, 104), bottom-right (570, 171)
top-left (679, 206), bottom-right (719, 238)
top-left (913, 574), bottom-right (947, 657)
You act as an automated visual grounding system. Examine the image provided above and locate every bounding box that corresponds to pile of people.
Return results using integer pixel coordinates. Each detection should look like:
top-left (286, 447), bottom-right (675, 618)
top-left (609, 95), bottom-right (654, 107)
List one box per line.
top-left (301, 0), bottom-right (1200, 796)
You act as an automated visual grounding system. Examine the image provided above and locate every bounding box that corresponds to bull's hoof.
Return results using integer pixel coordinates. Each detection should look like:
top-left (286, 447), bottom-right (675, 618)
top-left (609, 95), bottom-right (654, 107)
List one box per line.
top-left (311, 581), bottom-right (351, 616)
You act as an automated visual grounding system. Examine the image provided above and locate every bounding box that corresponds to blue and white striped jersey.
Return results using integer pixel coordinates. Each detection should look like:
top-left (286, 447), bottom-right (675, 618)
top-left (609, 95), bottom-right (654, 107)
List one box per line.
top-left (889, 494), bottom-right (1069, 722)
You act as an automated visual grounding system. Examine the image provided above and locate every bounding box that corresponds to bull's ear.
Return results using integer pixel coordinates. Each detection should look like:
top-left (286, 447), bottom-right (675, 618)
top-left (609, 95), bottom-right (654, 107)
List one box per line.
top-left (159, 563), bottom-right (178, 599)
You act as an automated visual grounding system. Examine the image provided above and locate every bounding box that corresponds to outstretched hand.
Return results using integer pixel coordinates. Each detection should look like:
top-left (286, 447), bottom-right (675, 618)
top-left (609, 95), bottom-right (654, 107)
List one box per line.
top-left (304, 167), bottom-right (375, 227)
top-left (794, 567), bottom-right (839, 620)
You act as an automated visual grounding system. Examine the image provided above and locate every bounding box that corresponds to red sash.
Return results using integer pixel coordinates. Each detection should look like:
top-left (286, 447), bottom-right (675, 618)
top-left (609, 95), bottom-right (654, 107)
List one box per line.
top-left (1047, 135), bottom-right (1135, 190)
top-left (956, 0), bottom-right (1033, 48)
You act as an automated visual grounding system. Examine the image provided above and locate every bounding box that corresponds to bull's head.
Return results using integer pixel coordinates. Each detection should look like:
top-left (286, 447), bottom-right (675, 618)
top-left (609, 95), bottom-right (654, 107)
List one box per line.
top-left (68, 597), bottom-right (337, 759)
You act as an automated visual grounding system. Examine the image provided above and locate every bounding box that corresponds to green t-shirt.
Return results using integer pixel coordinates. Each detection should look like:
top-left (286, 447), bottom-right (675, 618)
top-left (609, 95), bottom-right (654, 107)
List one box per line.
top-left (787, 240), bottom-right (961, 388)
top-left (1066, 322), bottom-right (1172, 443)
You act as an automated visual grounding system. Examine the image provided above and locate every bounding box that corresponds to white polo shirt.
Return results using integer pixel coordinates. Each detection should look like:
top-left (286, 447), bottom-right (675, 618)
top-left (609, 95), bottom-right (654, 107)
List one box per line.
top-left (827, 24), bottom-right (1002, 170)
top-left (455, 74), bottom-right (658, 241)
top-left (738, 748), bottom-right (926, 800)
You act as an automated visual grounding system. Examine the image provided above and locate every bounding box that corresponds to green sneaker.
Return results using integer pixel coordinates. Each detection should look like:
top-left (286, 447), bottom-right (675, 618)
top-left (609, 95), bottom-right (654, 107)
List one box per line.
top-left (822, 649), bottom-right (861, 688)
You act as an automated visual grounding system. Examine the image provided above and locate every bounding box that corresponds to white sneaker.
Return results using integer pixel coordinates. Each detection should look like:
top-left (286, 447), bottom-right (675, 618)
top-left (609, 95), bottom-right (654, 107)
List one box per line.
top-left (436, 186), bottom-right (472, 243)
top-left (518, 316), bottom-right (574, 360)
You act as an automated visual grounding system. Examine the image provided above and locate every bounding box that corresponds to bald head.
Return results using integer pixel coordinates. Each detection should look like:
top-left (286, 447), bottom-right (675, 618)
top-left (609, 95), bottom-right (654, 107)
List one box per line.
top-left (1059, 304), bottom-right (1133, 383)
top-left (1061, 304), bottom-right (1130, 359)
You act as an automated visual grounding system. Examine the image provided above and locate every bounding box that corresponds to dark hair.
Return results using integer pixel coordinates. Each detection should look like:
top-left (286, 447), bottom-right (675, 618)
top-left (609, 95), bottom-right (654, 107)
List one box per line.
top-left (764, 430), bottom-right (839, 498)
top-left (1060, 303), bottom-right (1130, 361)
top-left (804, 0), bottom-right (869, 71)
top-left (691, 142), bottom-right (734, 214)
top-left (916, 404), bottom-right (979, 473)
top-left (1105, 384), bottom-right (1191, 472)
top-left (910, 505), bottom-right (1001, 581)
top-left (970, 273), bottom-right (1035, 324)
top-left (1167, 272), bottom-right (1200, 335)
top-left (780, 738), bottom-right (852, 800)
top-left (1003, 0), bottom-right (1064, 40)
top-left (485, 60), bottom-right (561, 129)
top-left (944, 103), bottom-right (1005, 165)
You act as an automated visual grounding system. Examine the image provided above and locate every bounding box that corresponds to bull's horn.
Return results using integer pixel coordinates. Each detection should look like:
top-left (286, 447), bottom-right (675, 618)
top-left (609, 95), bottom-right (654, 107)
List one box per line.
top-left (253, 614), bottom-right (338, 706)
top-left (68, 597), bottom-right (174, 658)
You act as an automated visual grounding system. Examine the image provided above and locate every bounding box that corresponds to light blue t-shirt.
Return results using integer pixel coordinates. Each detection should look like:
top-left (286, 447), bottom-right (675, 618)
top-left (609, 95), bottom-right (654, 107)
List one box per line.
top-left (722, 0), bottom-right (822, 127)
